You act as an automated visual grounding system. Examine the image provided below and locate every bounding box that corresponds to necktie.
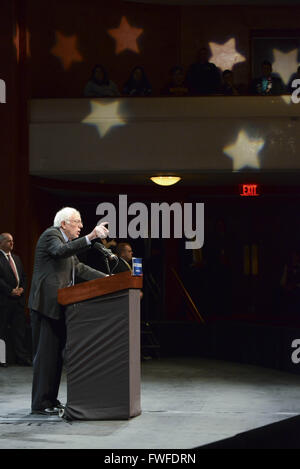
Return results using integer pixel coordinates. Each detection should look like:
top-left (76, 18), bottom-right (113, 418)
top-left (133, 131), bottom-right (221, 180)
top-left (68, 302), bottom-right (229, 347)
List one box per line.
top-left (66, 240), bottom-right (75, 286)
top-left (122, 258), bottom-right (132, 272)
top-left (7, 254), bottom-right (19, 285)
top-left (71, 256), bottom-right (75, 286)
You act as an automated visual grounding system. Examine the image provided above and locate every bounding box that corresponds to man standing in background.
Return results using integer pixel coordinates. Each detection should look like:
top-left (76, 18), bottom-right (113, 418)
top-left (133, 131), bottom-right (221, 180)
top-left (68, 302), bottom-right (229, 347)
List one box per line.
top-left (114, 242), bottom-right (133, 273)
top-left (0, 233), bottom-right (31, 367)
top-left (114, 242), bottom-right (143, 300)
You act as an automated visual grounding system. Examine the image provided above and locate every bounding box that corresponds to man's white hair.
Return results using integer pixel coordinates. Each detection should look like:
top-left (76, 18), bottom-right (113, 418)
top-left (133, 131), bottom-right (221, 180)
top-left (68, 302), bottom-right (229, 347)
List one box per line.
top-left (53, 207), bottom-right (81, 227)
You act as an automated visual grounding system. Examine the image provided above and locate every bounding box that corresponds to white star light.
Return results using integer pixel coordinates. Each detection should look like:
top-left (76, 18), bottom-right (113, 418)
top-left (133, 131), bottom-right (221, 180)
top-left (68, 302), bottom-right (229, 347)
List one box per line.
top-left (272, 48), bottom-right (299, 85)
top-left (281, 95), bottom-right (293, 105)
top-left (209, 38), bottom-right (246, 71)
top-left (223, 130), bottom-right (265, 171)
top-left (82, 99), bottom-right (125, 138)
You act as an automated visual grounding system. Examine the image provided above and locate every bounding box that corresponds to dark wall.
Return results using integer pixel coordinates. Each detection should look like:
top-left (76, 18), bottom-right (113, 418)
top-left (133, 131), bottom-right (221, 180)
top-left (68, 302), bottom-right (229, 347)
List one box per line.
top-left (26, 0), bottom-right (300, 97)
top-left (0, 1), bottom-right (18, 233)
top-left (27, 0), bottom-right (180, 97)
top-left (0, 1), bottom-right (30, 270)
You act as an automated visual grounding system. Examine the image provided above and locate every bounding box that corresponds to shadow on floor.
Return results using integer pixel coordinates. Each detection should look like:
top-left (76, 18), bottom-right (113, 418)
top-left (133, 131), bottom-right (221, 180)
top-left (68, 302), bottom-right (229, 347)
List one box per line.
top-left (199, 414), bottom-right (300, 449)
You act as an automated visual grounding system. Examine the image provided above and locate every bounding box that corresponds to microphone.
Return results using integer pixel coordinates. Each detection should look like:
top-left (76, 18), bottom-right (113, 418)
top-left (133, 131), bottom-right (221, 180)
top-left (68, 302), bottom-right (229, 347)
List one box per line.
top-left (93, 242), bottom-right (118, 260)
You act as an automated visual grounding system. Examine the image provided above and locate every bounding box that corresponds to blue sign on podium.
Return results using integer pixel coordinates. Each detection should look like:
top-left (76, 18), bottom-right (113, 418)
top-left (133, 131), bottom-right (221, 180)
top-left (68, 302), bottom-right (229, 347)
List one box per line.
top-left (132, 258), bottom-right (143, 276)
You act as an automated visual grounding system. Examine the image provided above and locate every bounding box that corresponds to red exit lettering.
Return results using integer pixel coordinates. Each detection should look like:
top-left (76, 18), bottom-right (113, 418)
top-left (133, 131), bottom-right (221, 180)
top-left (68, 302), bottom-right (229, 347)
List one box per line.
top-left (240, 184), bottom-right (259, 196)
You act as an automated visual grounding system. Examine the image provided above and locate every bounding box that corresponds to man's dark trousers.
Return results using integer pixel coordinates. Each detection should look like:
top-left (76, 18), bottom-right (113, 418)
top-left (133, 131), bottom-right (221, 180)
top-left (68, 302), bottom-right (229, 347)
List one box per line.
top-left (31, 310), bottom-right (66, 411)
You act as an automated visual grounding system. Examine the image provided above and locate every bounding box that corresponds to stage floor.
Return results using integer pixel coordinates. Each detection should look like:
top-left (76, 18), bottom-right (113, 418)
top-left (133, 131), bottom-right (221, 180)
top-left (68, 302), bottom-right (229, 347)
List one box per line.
top-left (1, 357), bottom-right (300, 449)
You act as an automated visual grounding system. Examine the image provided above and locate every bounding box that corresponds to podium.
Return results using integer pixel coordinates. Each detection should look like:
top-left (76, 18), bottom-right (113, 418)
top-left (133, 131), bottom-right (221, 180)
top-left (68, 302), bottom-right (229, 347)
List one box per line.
top-left (57, 271), bottom-right (142, 421)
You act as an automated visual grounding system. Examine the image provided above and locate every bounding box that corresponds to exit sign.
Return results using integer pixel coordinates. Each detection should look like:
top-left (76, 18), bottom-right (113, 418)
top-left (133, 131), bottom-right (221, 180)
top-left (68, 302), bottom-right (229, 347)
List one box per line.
top-left (240, 184), bottom-right (260, 196)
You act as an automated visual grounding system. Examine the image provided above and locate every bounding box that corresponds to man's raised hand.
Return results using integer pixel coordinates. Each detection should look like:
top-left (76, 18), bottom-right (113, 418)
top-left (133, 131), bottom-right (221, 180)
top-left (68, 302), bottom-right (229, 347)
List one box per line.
top-left (87, 222), bottom-right (109, 241)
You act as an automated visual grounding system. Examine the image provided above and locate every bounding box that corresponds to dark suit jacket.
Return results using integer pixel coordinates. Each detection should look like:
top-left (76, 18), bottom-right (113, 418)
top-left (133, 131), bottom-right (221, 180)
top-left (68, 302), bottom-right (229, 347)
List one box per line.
top-left (28, 227), bottom-right (106, 320)
top-left (0, 251), bottom-right (26, 308)
top-left (113, 258), bottom-right (131, 274)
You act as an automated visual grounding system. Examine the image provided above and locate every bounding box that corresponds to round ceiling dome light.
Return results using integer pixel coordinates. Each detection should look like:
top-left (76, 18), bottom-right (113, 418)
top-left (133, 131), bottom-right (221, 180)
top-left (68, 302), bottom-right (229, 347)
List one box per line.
top-left (150, 176), bottom-right (181, 186)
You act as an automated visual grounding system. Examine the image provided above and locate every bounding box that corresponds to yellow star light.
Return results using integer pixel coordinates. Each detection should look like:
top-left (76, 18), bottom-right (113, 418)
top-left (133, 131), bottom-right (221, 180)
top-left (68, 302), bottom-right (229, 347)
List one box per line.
top-left (108, 16), bottom-right (143, 54)
top-left (223, 130), bottom-right (265, 171)
top-left (272, 48), bottom-right (299, 85)
top-left (82, 99), bottom-right (125, 138)
top-left (51, 31), bottom-right (83, 70)
top-left (209, 38), bottom-right (246, 71)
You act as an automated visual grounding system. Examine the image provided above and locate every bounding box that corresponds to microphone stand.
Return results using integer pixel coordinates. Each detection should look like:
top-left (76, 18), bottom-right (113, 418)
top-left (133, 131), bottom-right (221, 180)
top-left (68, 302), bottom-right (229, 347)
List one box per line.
top-left (92, 241), bottom-right (119, 275)
top-left (105, 257), bottom-right (111, 275)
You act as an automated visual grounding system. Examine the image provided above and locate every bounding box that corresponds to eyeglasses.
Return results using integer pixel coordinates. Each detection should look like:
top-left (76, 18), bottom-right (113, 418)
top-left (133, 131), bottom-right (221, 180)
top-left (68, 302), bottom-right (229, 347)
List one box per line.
top-left (68, 219), bottom-right (83, 226)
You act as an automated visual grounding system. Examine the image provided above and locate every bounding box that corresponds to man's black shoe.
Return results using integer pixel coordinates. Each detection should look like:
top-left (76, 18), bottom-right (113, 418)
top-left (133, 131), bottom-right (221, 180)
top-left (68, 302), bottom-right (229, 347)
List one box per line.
top-left (53, 400), bottom-right (65, 410)
top-left (58, 407), bottom-right (72, 421)
top-left (0, 362), bottom-right (8, 368)
top-left (31, 407), bottom-right (60, 416)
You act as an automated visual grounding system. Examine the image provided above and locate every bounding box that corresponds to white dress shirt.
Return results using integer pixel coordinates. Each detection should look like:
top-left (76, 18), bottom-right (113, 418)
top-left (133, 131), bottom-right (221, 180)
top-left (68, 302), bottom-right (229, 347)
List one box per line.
top-left (0, 250), bottom-right (20, 285)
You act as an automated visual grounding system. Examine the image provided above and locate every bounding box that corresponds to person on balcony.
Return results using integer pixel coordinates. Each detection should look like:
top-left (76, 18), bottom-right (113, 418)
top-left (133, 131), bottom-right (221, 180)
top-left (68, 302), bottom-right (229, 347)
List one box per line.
top-left (84, 64), bottom-right (120, 97)
top-left (123, 66), bottom-right (152, 97)
top-left (187, 47), bottom-right (221, 95)
top-left (161, 65), bottom-right (189, 97)
top-left (251, 60), bottom-right (285, 96)
top-left (221, 69), bottom-right (240, 96)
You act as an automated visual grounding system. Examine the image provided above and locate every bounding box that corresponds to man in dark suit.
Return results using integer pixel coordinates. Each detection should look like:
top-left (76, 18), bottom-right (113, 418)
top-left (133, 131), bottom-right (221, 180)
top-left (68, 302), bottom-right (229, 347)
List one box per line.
top-left (113, 242), bottom-right (133, 273)
top-left (113, 242), bottom-right (143, 301)
top-left (187, 47), bottom-right (221, 95)
top-left (29, 207), bottom-right (109, 415)
top-left (0, 233), bottom-right (31, 367)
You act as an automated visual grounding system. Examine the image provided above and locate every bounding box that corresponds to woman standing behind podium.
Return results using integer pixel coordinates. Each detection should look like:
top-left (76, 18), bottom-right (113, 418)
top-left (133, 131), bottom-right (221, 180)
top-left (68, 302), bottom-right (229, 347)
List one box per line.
top-left (29, 207), bottom-right (109, 416)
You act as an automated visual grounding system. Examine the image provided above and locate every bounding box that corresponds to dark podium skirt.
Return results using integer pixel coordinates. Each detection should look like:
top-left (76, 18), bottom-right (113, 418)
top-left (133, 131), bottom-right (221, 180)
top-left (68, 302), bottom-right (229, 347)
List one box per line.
top-left (63, 289), bottom-right (141, 420)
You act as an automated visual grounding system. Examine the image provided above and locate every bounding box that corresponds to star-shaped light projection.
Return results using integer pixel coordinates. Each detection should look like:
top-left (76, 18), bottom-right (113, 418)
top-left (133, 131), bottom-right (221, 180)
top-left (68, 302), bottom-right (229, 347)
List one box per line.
top-left (223, 130), bottom-right (265, 171)
top-left (209, 38), bottom-right (246, 71)
top-left (26, 30), bottom-right (31, 58)
top-left (14, 25), bottom-right (31, 62)
top-left (272, 48), bottom-right (299, 84)
top-left (281, 95), bottom-right (292, 105)
top-left (108, 16), bottom-right (143, 54)
top-left (51, 31), bottom-right (83, 70)
top-left (82, 99), bottom-right (125, 138)
top-left (14, 24), bottom-right (20, 62)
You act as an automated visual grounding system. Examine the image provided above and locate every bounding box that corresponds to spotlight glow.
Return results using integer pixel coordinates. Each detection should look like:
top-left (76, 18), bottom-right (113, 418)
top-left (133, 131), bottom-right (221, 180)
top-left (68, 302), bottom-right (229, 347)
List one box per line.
top-left (51, 31), bottom-right (83, 70)
top-left (82, 99), bottom-right (125, 138)
top-left (108, 16), bottom-right (143, 55)
top-left (223, 130), bottom-right (265, 171)
top-left (14, 26), bottom-right (31, 62)
top-left (209, 38), bottom-right (246, 71)
top-left (272, 48), bottom-right (299, 85)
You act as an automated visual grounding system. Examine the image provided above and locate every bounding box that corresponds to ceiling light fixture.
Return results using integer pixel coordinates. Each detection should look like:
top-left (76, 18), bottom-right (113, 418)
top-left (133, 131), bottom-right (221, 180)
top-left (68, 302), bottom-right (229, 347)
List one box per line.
top-left (150, 176), bottom-right (181, 186)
